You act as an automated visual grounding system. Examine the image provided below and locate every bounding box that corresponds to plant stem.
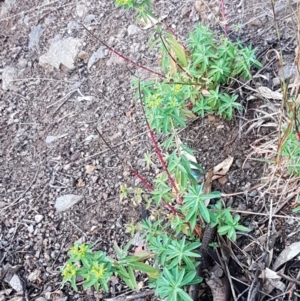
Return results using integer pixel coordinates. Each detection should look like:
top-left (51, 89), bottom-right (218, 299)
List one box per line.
top-left (137, 82), bottom-right (181, 201)
top-left (131, 170), bottom-right (179, 215)
top-left (77, 17), bottom-right (166, 79)
top-left (219, 0), bottom-right (228, 36)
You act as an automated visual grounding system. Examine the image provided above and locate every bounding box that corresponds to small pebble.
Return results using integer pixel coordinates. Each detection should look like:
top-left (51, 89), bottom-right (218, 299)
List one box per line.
top-left (34, 215), bottom-right (43, 223)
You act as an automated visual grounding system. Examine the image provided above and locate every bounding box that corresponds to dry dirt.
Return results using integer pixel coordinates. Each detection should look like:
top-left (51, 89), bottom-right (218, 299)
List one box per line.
top-left (1, 0), bottom-right (300, 300)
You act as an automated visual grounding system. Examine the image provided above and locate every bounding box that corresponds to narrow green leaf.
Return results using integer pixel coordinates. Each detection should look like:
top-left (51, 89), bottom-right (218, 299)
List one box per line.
top-left (165, 36), bottom-right (188, 67)
top-left (199, 200), bottom-right (210, 223)
top-left (218, 225), bottom-right (231, 235)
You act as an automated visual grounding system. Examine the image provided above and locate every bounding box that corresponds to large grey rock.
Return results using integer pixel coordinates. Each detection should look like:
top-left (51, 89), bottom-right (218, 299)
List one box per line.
top-left (39, 36), bottom-right (81, 69)
top-left (55, 195), bottom-right (83, 212)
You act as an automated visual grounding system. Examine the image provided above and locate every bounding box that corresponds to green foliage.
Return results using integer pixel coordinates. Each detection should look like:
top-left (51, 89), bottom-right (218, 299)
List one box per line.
top-left (154, 267), bottom-right (202, 301)
top-left (136, 23), bottom-right (262, 134)
top-left (281, 126), bottom-right (300, 177)
top-left (292, 197), bottom-right (300, 213)
top-left (182, 184), bottom-right (221, 230)
top-left (61, 243), bottom-right (113, 292)
top-left (62, 1), bottom-right (257, 299)
top-left (209, 201), bottom-right (250, 241)
top-left (115, 0), bottom-right (154, 22)
top-left (143, 151), bottom-right (154, 169)
top-left (62, 242), bottom-right (159, 292)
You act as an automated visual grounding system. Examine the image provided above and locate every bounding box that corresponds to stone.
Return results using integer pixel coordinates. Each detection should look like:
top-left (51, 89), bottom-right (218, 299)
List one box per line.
top-left (28, 25), bottom-right (44, 52)
top-left (9, 275), bottom-right (23, 292)
top-left (127, 24), bottom-right (140, 36)
top-left (27, 224), bottom-right (34, 234)
top-left (39, 36), bottom-right (81, 69)
top-left (34, 215), bottom-right (43, 223)
top-left (2, 66), bottom-right (16, 90)
top-left (87, 46), bottom-right (107, 70)
top-left (55, 194), bottom-right (83, 212)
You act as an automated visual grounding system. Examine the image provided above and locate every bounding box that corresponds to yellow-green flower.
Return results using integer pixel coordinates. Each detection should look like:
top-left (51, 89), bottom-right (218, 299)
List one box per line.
top-left (115, 0), bottom-right (132, 5)
top-left (62, 263), bottom-right (77, 279)
top-left (173, 84), bottom-right (182, 93)
top-left (91, 263), bottom-right (106, 279)
top-left (148, 94), bottom-right (161, 109)
top-left (169, 99), bottom-right (178, 107)
top-left (70, 244), bottom-right (89, 259)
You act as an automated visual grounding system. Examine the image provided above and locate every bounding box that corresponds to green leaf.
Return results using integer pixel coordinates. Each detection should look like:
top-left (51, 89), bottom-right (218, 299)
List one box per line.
top-left (199, 200), bottom-right (210, 223)
top-left (165, 36), bottom-right (188, 67)
top-left (293, 206), bottom-right (300, 213)
top-left (177, 289), bottom-right (194, 301)
top-left (218, 225), bottom-right (231, 235)
top-left (128, 262), bottom-right (159, 276)
top-left (228, 227), bottom-right (236, 241)
top-left (234, 225), bottom-right (250, 232)
top-left (83, 276), bottom-right (97, 290)
top-left (70, 276), bottom-right (77, 291)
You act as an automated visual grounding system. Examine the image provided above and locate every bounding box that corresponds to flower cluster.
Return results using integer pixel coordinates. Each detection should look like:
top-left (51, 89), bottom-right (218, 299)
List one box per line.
top-left (147, 94), bottom-right (162, 109)
top-left (69, 243), bottom-right (89, 259)
top-left (91, 263), bottom-right (106, 279)
top-left (115, 0), bottom-right (133, 6)
top-left (61, 262), bottom-right (77, 279)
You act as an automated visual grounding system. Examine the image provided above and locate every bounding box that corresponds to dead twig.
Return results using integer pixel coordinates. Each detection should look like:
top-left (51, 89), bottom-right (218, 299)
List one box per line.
top-left (104, 289), bottom-right (155, 301)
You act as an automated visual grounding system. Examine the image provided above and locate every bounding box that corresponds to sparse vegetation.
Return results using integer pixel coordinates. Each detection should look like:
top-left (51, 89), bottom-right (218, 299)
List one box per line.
top-left (62, 1), bottom-right (261, 299)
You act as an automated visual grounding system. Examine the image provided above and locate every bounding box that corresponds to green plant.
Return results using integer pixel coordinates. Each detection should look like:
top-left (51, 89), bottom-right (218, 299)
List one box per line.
top-left (143, 151), bottom-right (154, 169)
top-left (210, 201), bottom-right (250, 241)
top-left (62, 241), bottom-right (158, 292)
top-left (281, 126), bottom-right (300, 177)
top-left (61, 243), bottom-right (113, 292)
top-left (155, 267), bottom-right (201, 301)
top-left (136, 23), bottom-right (261, 134)
top-left (62, 1), bottom-right (257, 298)
top-left (115, 0), bottom-right (153, 22)
top-left (292, 197), bottom-right (300, 213)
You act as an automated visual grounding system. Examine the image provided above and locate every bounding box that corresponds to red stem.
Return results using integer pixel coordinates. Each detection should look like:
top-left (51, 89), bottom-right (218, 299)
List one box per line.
top-left (219, 0), bottom-right (228, 36)
top-left (131, 170), bottom-right (179, 215)
top-left (137, 82), bottom-right (181, 201)
top-left (79, 20), bottom-right (166, 79)
top-left (147, 124), bottom-right (180, 197)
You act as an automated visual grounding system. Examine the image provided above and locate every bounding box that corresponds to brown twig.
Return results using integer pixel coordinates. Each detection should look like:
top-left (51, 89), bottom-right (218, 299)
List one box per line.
top-left (104, 289), bottom-right (155, 301)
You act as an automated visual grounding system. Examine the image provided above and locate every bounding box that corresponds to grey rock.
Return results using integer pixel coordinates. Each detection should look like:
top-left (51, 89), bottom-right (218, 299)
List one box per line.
top-left (67, 21), bottom-right (81, 32)
top-left (84, 14), bottom-right (96, 25)
top-left (127, 24), bottom-right (140, 35)
top-left (27, 224), bottom-right (34, 234)
top-left (55, 194), bottom-right (83, 212)
top-left (39, 36), bottom-right (81, 69)
top-left (9, 275), bottom-right (23, 292)
top-left (28, 25), bottom-right (44, 52)
top-left (34, 214), bottom-right (43, 223)
top-left (2, 66), bottom-right (16, 90)
top-left (88, 46), bottom-right (107, 70)
top-left (249, 190), bottom-right (258, 197)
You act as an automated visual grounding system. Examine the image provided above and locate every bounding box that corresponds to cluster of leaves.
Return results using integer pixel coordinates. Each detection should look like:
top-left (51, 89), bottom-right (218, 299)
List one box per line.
top-left (62, 241), bottom-right (158, 293)
top-left (281, 126), bottom-right (300, 177)
top-left (115, 0), bottom-right (153, 22)
top-left (137, 24), bottom-right (262, 133)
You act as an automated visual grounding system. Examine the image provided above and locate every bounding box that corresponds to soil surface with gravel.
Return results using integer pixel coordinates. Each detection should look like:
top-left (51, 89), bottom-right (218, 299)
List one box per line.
top-left (1, 0), bottom-right (300, 301)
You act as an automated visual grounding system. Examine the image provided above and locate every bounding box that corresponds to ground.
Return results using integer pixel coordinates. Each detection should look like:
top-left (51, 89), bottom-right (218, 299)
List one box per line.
top-left (0, 0), bottom-right (300, 300)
